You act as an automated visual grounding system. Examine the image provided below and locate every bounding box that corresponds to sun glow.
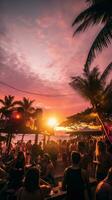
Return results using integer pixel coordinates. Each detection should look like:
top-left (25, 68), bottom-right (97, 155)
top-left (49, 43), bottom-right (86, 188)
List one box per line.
top-left (47, 117), bottom-right (58, 127)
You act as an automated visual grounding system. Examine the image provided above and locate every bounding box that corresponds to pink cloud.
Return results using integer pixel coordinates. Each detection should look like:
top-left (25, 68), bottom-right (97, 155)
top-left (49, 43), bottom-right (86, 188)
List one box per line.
top-left (1, 0), bottom-right (112, 119)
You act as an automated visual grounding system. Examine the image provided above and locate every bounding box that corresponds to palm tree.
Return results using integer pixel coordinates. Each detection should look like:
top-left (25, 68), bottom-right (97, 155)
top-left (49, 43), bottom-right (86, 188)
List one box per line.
top-left (72, 0), bottom-right (112, 67)
top-left (0, 95), bottom-right (18, 152)
top-left (17, 97), bottom-right (35, 120)
top-left (0, 95), bottom-right (18, 119)
top-left (17, 97), bottom-right (35, 143)
top-left (101, 79), bottom-right (112, 115)
top-left (70, 62), bottom-right (112, 115)
top-left (70, 63), bottom-right (112, 138)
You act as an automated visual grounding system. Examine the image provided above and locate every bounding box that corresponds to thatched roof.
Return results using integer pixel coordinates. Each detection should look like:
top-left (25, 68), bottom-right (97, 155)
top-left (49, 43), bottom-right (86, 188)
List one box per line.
top-left (60, 108), bottom-right (98, 127)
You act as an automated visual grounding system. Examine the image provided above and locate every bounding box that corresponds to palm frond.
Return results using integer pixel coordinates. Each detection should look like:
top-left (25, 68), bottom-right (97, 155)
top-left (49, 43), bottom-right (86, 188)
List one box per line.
top-left (101, 80), bottom-right (112, 110)
top-left (29, 107), bottom-right (35, 112)
top-left (11, 101), bottom-right (19, 107)
top-left (85, 20), bottom-right (112, 68)
top-left (17, 101), bottom-right (24, 106)
top-left (17, 107), bottom-right (24, 113)
top-left (73, 17), bottom-right (95, 35)
top-left (29, 100), bottom-right (35, 106)
top-left (100, 62), bottom-right (112, 82)
top-left (70, 76), bottom-right (90, 100)
top-left (86, 0), bottom-right (96, 3)
top-left (17, 98), bottom-right (35, 114)
top-left (83, 64), bottom-right (90, 77)
top-left (7, 95), bottom-right (15, 101)
top-left (104, 80), bottom-right (112, 95)
top-left (19, 98), bottom-right (34, 106)
top-left (90, 66), bottom-right (100, 79)
top-left (86, 0), bottom-right (104, 4)
top-left (70, 76), bottom-right (86, 90)
top-left (72, 2), bottom-right (108, 27)
top-left (0, 99), bottom-right (5, 105)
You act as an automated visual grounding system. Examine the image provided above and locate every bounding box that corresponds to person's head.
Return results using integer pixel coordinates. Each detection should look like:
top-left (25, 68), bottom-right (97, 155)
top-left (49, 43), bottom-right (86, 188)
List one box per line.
top-left (78, 141), bottom-right (86, 153)
top-left (96, 141), bottom-right (106, 156)
top-left (71, 151), bottom-right (81, 166)
top-left (43, 153), bottom-right (50, 163)
top-left (24, 167), bottom-right (39, 192)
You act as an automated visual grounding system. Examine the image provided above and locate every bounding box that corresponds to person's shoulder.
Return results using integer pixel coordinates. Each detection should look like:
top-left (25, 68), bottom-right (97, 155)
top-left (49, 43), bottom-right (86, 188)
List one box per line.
top-left (65, 166), bottom-right (72, 170)
top-left (64, 166), bottom-right (72, 173)
top-left (48, 161), bottom-right (54, 168)
top-left (96, 181), bottom-right (112, 193)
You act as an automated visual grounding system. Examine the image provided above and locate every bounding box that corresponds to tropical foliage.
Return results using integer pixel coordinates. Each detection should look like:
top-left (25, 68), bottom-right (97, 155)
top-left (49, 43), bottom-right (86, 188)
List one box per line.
top-left (70, 63), bottom-right (112, 116)
top-left (72, 0), bottom-right (112, 67)
top-left (17, 97), bottom-right (35, 120)
top-left (0, 96), bottom-right (43, 133)
top-left (0, 95), bottom-right (18, 119)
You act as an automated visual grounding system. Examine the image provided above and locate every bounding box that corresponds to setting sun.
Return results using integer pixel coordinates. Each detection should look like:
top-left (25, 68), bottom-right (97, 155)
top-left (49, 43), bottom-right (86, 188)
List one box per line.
top-left (47, 117), bottom-right (58, 127)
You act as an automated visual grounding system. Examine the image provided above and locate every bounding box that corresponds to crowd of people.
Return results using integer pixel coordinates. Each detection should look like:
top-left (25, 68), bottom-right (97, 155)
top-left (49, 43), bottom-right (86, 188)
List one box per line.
top-left (0, 135), bottom-right (112, 200)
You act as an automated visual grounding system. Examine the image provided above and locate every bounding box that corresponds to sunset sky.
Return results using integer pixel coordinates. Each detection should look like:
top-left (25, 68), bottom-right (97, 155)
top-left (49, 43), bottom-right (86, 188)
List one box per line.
top-left (0, 0), bottom-right (112, 121)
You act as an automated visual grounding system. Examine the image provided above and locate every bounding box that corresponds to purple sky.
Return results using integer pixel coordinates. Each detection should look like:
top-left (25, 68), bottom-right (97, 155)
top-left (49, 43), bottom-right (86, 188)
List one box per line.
top-left (0, 0), bottom-right (112, 120)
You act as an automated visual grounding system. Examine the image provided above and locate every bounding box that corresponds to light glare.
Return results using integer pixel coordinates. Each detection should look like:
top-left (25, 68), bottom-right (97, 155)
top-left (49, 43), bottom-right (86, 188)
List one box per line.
top-left (47, 117), bottom-right (58, 127)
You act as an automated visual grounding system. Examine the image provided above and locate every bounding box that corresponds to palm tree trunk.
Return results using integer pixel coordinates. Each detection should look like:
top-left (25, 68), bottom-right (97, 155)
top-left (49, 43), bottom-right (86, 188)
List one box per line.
top-left (21, 134), bottom-right (25, 143)
top-left (7, 132), bottom-right (12, 153)
top-left (35, 133), bottom-right (38, 144)
top-left (97, 113), bottom-right (108, 138)
top-left (93, 105), bottom-right (108, 137)
top-left (43, 135), bottom-right (46, 149)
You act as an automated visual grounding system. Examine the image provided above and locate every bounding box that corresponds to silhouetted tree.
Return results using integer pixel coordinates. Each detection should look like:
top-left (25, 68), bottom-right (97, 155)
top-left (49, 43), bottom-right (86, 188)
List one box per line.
top-left (70, 63), bottom-right (112, 115)
top-left (0, 95), bottom-right (18, 119)
top-left (72, 0), bottom-right (112, 67)
top-left (17, 97), bottom-right (35, 121)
